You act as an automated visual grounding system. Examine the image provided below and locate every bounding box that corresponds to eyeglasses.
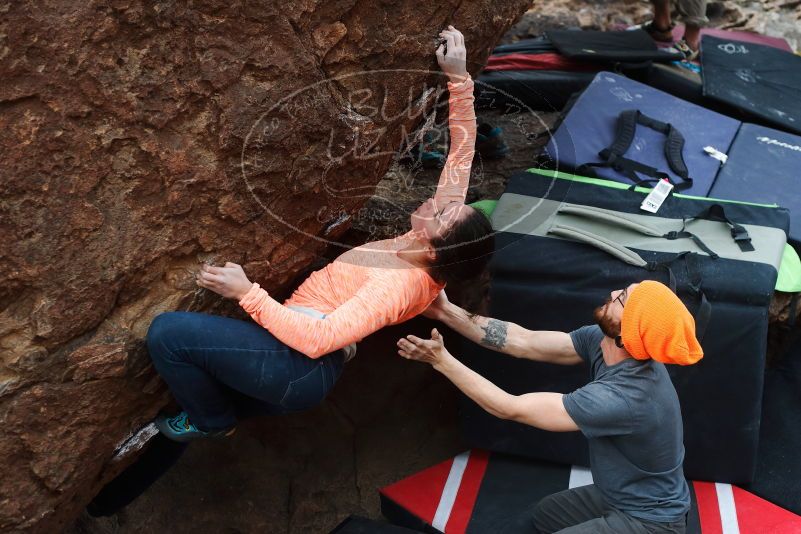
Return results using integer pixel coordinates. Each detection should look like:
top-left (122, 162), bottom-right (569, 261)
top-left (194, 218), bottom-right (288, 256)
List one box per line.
top-left (613, 287), bottom-right (628, 308)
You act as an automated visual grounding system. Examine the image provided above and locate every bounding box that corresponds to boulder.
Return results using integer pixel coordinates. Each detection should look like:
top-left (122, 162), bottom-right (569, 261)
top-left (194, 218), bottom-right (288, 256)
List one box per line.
top-left (0, 1), bottom-right (529, 531)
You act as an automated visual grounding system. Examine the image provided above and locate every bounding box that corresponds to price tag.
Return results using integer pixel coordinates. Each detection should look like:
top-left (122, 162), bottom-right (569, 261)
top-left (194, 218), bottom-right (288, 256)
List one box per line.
top-left (704, 146), bottom-right (728, 164)
top-left (641, 179), bottom-right (674, 213)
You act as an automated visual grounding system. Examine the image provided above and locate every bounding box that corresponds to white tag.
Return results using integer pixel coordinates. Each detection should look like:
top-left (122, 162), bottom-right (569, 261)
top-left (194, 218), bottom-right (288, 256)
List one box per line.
top-left (704, 146), bottom-right (728, 164)
top-left (641, 179), bottom-right (674, 213)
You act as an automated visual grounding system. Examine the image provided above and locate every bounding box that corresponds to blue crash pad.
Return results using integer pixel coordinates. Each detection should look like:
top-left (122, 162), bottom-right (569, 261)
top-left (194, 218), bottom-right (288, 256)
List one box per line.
top-left (545, 72), bottom-right (741, 196)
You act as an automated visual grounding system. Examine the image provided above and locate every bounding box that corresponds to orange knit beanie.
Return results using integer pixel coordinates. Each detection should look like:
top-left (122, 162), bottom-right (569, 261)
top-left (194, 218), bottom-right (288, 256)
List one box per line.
top-left (621, 281), bottom-right (704, 365)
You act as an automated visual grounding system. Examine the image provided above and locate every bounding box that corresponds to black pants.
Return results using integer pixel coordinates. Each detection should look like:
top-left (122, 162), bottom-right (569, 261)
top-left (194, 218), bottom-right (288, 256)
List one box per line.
top-left (507, 484), bottom-right (687, 534)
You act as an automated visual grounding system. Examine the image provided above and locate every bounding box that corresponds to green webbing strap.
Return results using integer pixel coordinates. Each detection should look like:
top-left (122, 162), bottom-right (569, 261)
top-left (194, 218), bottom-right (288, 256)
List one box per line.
top-left (526, 168), bottom-right (779, 207)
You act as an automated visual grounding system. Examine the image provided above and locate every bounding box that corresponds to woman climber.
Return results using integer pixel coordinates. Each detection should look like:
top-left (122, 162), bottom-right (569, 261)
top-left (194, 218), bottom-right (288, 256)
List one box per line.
top-left (147, 26), bottom-right (494, 441)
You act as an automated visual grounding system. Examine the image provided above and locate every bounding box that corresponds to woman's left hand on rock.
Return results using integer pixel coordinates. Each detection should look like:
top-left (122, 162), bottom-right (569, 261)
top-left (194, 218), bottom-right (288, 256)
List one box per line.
top-left (196, 262), bottom-right (253, 300)
top-left (436, 25), bottom-right (468, 84)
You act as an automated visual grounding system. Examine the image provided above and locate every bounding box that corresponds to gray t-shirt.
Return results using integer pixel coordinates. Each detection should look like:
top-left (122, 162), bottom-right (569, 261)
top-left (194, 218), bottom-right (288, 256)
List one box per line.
top-left (562, 325), bottom-right (691, 523)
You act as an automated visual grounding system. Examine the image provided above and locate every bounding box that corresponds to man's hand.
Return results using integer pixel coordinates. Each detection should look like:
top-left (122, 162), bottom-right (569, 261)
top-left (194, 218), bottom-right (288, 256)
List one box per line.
top-left (436, 26), bottom-right (468, 84)
top-left (398, 328), bottom-right (453, 369)
top-left (399, 327), bottom-right (579, 431)
top-left (422, 289), bottom-right (451, 321)
top-left (196, 262), bottom-right (253, 300)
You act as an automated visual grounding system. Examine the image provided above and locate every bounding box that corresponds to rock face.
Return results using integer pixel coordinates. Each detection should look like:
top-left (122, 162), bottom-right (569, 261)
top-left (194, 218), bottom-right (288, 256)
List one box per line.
top-left (0, 2), bottom-right (529, 532)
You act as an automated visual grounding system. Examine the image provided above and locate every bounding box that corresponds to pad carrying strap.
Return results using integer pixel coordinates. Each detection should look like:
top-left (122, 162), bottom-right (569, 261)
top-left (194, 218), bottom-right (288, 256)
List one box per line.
top-left (688, 204), bottom-right (755, 252)
top-left (557, 203), bottom-right (754, 259)
top-left (547, 224), bottom-right (711, 340)
top-left (546, 202), bottom-right (761, 342)
top-left (578, 110), bottom-right (693, 192)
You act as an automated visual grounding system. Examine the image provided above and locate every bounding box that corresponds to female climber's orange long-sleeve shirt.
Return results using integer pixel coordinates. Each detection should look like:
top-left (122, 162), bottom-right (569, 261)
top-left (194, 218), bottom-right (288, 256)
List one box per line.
top-left (239, 77), bottom-right (477, 359)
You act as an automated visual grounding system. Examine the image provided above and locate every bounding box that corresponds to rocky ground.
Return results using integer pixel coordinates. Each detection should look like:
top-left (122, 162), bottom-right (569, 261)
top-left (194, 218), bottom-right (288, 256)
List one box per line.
top-left (502, 0), bottom-right (801, 49)
top-left (68, 2), bottom-right (799, 533)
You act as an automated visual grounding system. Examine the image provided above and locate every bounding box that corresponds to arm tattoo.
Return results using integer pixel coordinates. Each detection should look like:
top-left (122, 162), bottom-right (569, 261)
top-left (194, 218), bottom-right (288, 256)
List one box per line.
top-left (480, 319), bottom-right (508, 349)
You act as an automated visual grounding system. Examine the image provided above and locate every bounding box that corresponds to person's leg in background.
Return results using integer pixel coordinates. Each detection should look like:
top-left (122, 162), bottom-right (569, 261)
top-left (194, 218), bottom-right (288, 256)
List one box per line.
top-left (652, 0), bottom-right (674, 36)
top-left (675, 0), bottom-right (708, 51)
top-left (633, 1), bottom-right (674, 43)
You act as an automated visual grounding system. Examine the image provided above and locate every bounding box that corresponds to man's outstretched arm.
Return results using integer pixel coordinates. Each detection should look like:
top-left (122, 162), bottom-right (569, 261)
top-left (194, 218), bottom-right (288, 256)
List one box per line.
top-left (398, 329), bottom-right (579, 432)
top-left (425, 291), bottom-right (582, 365)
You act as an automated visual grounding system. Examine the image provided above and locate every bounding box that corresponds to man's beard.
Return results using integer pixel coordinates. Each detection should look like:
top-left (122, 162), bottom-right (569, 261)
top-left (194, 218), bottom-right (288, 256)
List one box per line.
top-left (594, 297), bottom-right (622, 339)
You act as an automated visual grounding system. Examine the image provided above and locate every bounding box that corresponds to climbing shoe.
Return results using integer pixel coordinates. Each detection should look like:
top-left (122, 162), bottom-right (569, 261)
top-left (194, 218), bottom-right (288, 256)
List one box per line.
top-left (672, 39), bottom-right (700, 61)
top-left (417, 130), bottom-right (447, 169)
top-left (419, 147), bottom-right (447, 168)
top-left (155, 412), bottom-right (235, 443)
top-left (400, 130), bottom-right (446, 169)
top-left (475, 122), bottom-right (509, 160)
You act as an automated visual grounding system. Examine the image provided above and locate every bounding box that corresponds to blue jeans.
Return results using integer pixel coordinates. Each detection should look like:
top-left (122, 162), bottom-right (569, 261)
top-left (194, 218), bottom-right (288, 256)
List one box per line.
top-left (147, 312), bottom-right (344, 431)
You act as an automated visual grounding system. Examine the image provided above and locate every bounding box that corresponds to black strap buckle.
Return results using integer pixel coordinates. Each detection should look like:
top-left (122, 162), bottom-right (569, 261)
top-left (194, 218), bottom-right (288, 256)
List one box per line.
top-left (664, 231), bottom-right (680, 240)
top-left (731, 226), bottom-right (751, 243)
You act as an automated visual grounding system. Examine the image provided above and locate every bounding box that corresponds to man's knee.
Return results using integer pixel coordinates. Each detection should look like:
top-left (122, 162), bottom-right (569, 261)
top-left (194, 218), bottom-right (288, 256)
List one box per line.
top-left (531, 494), bottom-right (560, 534)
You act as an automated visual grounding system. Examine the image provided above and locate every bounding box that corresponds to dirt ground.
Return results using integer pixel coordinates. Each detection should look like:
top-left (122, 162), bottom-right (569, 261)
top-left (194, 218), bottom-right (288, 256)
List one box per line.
top-left (68, 2), bottom-right (799, 533)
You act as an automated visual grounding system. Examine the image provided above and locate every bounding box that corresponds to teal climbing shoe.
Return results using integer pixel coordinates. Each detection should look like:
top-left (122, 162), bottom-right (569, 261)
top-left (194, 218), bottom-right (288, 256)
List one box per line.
top-left (475, 122), bottom-right (509, 159)
top-left (155, 412), bottom-right (235, 443)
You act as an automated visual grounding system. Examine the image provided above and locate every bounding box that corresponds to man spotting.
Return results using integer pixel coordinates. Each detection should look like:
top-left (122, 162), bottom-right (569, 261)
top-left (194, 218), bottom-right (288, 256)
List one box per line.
top-left (398, 280), bottom-right (703, 533)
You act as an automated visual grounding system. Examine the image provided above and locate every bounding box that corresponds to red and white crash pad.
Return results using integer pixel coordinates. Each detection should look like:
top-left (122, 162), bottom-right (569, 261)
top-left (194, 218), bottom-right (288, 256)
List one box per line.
top-left (380, 450), bottom-right (801, 534)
